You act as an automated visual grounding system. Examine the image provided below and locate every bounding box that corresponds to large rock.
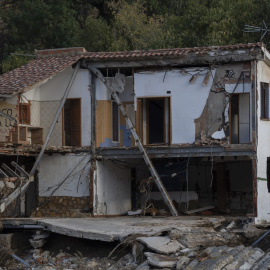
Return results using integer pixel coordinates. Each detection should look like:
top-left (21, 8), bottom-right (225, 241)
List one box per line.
top-left (137, 236), bottom-right (182, 254)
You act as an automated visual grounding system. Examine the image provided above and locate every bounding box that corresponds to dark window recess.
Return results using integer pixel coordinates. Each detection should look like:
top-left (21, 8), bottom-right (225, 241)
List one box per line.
top-left (152, 160), bottom-right (188, 191)
top-left (267, 157), bottom-right (270, 192)
top-left (19, 102), bottom-right (31, 125)
top-left (63, 99), bottom-right (81, 146)
top-left (148, 99), bottom-right (164, 144)
top-left (261, 82), bottom-right (269, 119)
top-left (112, 102), bottom-right (119, 142)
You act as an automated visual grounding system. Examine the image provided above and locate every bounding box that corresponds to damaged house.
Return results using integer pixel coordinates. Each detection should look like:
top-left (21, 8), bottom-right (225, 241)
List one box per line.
top-left (0, 43), bottom-right (270, 224)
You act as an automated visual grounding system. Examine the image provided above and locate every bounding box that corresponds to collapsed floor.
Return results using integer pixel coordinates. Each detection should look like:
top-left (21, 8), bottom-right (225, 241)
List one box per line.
top-left (1, 216), bottom-right (270, 269)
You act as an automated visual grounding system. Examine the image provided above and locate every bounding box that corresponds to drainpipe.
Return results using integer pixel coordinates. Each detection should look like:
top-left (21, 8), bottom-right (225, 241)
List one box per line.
top-left (89, 72), bottom-right (96, 212)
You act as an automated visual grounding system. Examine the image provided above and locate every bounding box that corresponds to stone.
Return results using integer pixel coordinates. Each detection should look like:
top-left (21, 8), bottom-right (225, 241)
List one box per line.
top-left (29, 238), bottom-right (47, 248)
top-left (56, 252), bottom-right (66, 259)
top-left (128, 209), bottom-right (142, 216)
top-left (239, 248), bottom-right (264, 269)
top-left (169, 229), bottom-right (181, 240)
top-left (144, 252), bottom-right (179, 268)
top-left (0, 180), bottom-right (4, 189)
top-left (137, 236), bottom-right (182, 254)
top-left (87, 261), bottom-right (97, 268)
top-left (176, 256), bottom-right (190, 270)
top-left (132, 242), bottom-right (144, 263)
top-left (5, 181), bottom-right (15, 189)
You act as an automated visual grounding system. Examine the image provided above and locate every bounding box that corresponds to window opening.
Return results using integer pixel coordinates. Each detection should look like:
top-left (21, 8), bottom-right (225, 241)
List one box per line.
top-left (136, 97), bottom-right (170, 145)
top-left (261, 82), bottom-right (269, 119)
top-left (230, 93), bottom-right (250, 144)
top-left (112, 102), bottom-right (119, 142)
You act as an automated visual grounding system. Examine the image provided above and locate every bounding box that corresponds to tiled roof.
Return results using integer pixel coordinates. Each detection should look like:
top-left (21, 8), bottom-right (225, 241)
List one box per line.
top-left (82, 42), bottom-right (263, 60)
top-left (0, 56), bottom-right (80, 96)
top-left (0, 43), bottom-right (264, 96)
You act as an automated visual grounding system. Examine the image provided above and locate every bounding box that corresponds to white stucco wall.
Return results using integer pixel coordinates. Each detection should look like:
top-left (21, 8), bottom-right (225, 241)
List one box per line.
top-left (94, 160), bottom-right (131, 215)
top-left (255, 61), bottom-right (270, 223)
top-left (134, 69), bottom-right (214, 144)
top-left (23, 68), bottom-right (91, 146)
top-left (38, 154), bottom-right (90, 197)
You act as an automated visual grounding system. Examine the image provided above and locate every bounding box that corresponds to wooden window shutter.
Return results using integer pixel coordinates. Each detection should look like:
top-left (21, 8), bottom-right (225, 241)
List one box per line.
top-left (19, 102), bottom-right (31, 125)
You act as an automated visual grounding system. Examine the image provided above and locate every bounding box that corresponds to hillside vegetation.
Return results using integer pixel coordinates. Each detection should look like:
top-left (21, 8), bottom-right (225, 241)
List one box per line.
top-left (0, 0), bottom-right (268, 72)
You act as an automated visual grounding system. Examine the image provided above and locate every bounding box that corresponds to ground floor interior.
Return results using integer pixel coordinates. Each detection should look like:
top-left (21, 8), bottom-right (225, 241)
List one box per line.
top-left (0, 153), bottom-right (256, 219)
top-left (94, 156), bottom-right (254, 217)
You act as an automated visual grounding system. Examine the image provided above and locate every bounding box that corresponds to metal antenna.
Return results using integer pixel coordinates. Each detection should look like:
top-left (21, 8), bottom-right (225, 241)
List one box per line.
top-left (244, 20), bottom-right (269, 40)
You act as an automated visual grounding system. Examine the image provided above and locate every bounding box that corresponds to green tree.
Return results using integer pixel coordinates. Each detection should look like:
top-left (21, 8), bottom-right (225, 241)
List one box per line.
top-left (109, 0), bottom-right (164, 50)
top-left (77, 16), bottom-right (113, 52)
top-left (1, 0), bottom-right (80, 71)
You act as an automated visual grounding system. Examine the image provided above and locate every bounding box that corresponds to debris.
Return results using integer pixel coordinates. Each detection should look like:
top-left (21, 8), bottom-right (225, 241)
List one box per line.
top-left (233, 224), bottom-right (264, 239)
top-left (135, 260), bottom-right (149, 270)
top-left (211, 129), bottom-right (226, 140)
top-left (29, 238), bottom-right (47, 249)
top-left (128, 209), bottom-right (142, 216)
top-left (185, 205), bottom-right (215, 215)
top-left (169, 229), bottom-right (181, 240)
top-left (108, 253), bottom-right (134, 270)
top-left (176, 256), bottom-right (190, 270)
top-left (142, 208), bottom-right (158, 216)
top-left (132, 241), bottom-right (144, 263)
top-left (144, 252), bottom-right (179, 268)
top-left (226, 221), bottom-right (236, 230)
top-left (137, 236), bottom-right (182, 254)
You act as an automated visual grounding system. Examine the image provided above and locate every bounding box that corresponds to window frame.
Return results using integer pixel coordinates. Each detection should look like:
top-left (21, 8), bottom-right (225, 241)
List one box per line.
top-left (19, 102), bottom-right (31, 125)
top-left (261, 82), bottom-right (270, 120)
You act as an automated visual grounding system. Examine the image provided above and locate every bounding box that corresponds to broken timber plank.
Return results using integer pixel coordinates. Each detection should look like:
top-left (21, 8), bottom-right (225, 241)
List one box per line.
top-left (88, 66), bottom-right (178, 216)
top-left (185, 205), bottom-right (215, 215)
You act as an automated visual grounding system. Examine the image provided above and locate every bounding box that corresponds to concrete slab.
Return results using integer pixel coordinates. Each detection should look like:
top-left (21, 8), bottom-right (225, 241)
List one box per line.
top-left (36, 216), bottom-right (226, 242)
top-left (137, 236), bottom-right (182, 254)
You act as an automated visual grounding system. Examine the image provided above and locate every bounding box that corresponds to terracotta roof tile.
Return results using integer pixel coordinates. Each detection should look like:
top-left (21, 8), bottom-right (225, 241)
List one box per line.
top-left (0, 56), bottom-right (80, 96)
top-left (0, 43), bottom-right (264, 96)
top-left (82, 42), bottom-right (263, 60)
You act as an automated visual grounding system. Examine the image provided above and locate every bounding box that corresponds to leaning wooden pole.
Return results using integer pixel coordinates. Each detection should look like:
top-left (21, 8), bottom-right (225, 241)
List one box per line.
top-left (88, 67), bottom-right (178, 216)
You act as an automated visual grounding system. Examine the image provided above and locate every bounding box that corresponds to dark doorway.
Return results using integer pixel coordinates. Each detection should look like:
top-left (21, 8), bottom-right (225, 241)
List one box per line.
top-left (148, 99), bottom-right (164, 144)
top-left (136, 97), bottom-right (170, 145)
top-left (63, 99), bottom-right (81, 146)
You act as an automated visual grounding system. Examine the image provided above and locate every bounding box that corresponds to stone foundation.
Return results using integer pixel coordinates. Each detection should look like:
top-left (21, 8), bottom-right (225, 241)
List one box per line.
top-left (31, 196), bottom-right (91, 217)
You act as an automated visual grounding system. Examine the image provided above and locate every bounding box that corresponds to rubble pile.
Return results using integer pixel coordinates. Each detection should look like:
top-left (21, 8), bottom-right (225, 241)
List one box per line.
top-left (0, 177), bottom-right (20, 199)
top-left (1, 219), bottom-right (270, 269)
top-left (1, 249), bottom-right (116, 270)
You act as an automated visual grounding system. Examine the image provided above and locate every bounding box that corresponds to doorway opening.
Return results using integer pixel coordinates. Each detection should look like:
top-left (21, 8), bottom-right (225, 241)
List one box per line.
top-left (136, 97), bottom-right (170, 145)
top-left (63, 98), bottom-right (81, 146)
